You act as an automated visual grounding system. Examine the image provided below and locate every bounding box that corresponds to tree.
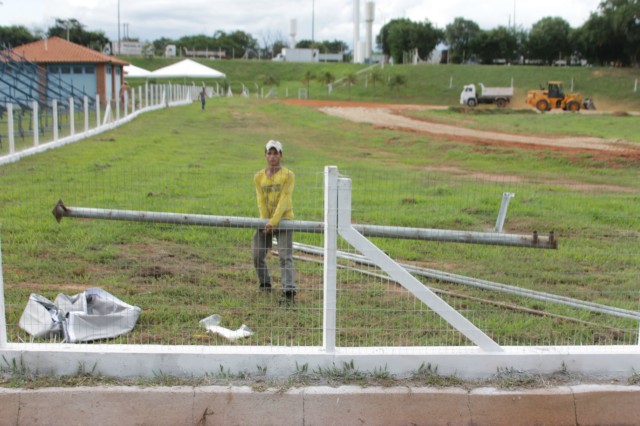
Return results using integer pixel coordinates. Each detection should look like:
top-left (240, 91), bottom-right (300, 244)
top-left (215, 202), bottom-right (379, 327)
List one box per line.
top-left (152, 37), bottom-right (176, 57)
top-left (302, 70), bottom-right (315, 97)
top-left (387, 74), bottom-right (406, 95)
top-left (319, 71), bottom-right (335, 93)
top-left (526, 17), bottom-right (573, 64)
top-left (0, 25), bottom-right (39, 48)
top-left (377, 18), bottom-right (444, 64)
top-left (344, 73), bottom-right (357, 99)
top-left (473, 26), bottom-right (518, 64)
top-left (369, 70), bottom-right (383, 95)
top-left (47, 18), bottom-right (109, 51)
top-left (576, 0), bottom-right (640, 66)
top-left (445, 18), bottom-right (481, 64)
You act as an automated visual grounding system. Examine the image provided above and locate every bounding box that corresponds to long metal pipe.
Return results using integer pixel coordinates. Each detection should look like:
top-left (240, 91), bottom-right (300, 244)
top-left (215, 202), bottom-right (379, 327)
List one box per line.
top-left (52, 200), bottom-right (556, 249)
top-left (293, 242), bottom-right (640, 321)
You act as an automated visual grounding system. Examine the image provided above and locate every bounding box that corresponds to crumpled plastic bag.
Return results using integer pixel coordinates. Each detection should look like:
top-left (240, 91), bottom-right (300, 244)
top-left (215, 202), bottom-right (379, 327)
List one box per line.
top-left (18, 288), bottom-right (141, 343)
top-left (199, 314), bottom-right (253, 340)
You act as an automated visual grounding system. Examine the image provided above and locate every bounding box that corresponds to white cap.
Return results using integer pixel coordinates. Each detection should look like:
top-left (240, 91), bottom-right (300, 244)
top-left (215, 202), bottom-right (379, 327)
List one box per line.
top-left (265, 140), bottom-right (282, 153)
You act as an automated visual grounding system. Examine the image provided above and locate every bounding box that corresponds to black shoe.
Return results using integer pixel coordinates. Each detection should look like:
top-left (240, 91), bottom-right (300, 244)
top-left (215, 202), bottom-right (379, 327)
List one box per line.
top-left (283, 289), bottom-right (296, 303)
top-left (259, 283), bottom-right (272, 292)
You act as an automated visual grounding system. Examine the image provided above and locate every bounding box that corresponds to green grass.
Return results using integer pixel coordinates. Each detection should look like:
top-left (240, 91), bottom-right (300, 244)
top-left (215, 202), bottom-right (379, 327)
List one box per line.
top-left (1, 70), bottom-right (639, 348)
top-left (404, 107), bottom-right (640, 142)
top-left (121, 58), bottom-right (640, 110)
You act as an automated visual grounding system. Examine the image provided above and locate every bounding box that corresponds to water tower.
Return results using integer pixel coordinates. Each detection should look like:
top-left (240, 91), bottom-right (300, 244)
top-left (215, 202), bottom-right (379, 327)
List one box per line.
top-left (365, 2), bottom-right (375, 62)
top-left (289, 19), bottom-right (297, 48)
top-left (353, 0), bottom-right (360, 63)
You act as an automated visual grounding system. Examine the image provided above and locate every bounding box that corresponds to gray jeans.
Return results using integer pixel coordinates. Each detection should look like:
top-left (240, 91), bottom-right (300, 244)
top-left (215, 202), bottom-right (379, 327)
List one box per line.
top-left (252, 229), bottom-right (295, 291)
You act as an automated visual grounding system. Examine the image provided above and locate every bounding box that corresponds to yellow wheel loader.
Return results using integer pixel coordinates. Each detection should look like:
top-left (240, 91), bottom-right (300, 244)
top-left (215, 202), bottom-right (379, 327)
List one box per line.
top-left (526, 81), bottom-right (595, 112)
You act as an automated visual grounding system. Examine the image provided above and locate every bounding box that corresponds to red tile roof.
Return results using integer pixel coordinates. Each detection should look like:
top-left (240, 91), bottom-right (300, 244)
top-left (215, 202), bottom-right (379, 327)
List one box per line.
top-left (8, 37), bottom-right (128, 65)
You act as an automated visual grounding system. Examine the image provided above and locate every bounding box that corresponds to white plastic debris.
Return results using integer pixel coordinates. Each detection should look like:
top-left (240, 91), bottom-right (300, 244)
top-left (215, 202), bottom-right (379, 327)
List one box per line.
top-left (199, 314), bottom-right (253, 340)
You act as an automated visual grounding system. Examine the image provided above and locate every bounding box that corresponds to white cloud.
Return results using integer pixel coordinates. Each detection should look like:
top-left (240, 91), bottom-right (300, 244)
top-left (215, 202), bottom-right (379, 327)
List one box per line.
top-left (1, 0), bottom-right (602, 47)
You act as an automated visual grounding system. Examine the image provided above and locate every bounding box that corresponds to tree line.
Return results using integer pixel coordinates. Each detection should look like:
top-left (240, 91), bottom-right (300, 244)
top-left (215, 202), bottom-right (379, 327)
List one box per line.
top-left (379, 0), bottom-right (638, 67)
top-left (1, 0), bottom-right (637, 66)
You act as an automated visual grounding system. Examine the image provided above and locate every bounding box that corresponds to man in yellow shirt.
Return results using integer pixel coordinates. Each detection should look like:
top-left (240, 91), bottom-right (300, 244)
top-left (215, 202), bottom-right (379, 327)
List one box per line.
top-left (252, 140), bottom-right (296, 302)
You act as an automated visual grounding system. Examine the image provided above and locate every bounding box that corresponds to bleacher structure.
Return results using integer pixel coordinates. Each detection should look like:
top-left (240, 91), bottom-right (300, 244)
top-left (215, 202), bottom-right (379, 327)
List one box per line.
top-left (0, 44), bottom-right (96, 143)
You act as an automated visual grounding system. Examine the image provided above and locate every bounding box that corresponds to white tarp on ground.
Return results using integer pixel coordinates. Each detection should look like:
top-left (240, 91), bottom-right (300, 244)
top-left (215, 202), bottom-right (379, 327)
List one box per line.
top-left (124, 64), bottom-right (152, 78)
top-left (18, 288), bottom-right (141, 343)
top-left (150, 59), bottom-right (226, 78)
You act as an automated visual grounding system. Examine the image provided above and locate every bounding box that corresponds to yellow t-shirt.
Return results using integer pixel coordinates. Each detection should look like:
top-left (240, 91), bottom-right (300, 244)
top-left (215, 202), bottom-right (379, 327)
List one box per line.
top-left (254, 167), bottom-right (295, 227)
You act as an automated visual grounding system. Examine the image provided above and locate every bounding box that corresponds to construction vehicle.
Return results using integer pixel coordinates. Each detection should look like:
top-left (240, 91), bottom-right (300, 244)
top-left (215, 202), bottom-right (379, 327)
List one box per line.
top-left (526, 81), bottom-right (595, 112)
top-left (460, 83), bottom-right (513, 108)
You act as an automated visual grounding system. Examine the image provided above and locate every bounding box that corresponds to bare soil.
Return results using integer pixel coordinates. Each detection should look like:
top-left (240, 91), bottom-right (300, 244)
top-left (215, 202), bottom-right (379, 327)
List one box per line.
top-left (284, 99), bottom-right (640, 163)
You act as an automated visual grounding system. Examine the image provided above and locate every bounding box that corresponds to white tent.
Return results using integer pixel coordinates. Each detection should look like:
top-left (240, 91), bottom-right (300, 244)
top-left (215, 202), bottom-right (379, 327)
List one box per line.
top-left (150, 59), bottom-right (226, 78)
top-left (124, 64), bottom-right (152, 78)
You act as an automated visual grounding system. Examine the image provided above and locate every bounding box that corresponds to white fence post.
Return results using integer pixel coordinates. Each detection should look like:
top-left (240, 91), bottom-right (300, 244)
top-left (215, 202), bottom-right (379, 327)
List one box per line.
top-left (7, 103), bottom-right (15, 154)
top-left (84, 96), bottom-right (89, 132)
top-left (323, 166), bottom-right (339, 353)
top-left (69, 97), bottom-right (75, 136)
top-left (52, 99), bottom-right (59, 141)
top-left (0, 238), bottom-right (6, 347)
top-left (96, 95), bottom-right (101, 128)
top-left (32, 101), bottom-right (39, 147)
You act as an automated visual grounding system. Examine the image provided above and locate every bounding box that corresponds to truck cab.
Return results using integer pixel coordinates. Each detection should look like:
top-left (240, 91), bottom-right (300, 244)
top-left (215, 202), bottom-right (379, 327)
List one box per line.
top-left (460, 84), bottom-right (478, 107)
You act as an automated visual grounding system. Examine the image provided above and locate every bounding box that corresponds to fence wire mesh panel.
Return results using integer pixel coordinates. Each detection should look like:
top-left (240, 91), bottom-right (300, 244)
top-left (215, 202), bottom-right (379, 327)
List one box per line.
top-left (1, 164), bottom-right (638, 347)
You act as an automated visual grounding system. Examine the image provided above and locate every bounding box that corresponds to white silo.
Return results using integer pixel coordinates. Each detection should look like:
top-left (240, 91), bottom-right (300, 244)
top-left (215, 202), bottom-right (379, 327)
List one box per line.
top-left (289, 19), bottom-right (297, 48)
top-left (353, 0), bottom-right (360, 63)
top-left (365, 2), bottom-right (375, 61)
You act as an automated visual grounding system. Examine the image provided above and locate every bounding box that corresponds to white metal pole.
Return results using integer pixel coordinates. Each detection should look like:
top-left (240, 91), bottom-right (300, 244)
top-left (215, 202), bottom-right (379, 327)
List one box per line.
top-left (32, 101), bottom-right (39, 147)
top-left (7, 103), bottom-right (14, 154)
top-left (69, 97), bottom-right (75, 136)
top-left (323, 166), bottom-right (339, 352)
top-left (83, 96), bottom-right (89, 132)
top-left (96, 95), bottom-right (101, 128)
top-left (495, 192), bottom-right (515, 233)
top-left (0, 237), bottom-right (6, 347)
top-left (52, 99), bottom-right (58, 141)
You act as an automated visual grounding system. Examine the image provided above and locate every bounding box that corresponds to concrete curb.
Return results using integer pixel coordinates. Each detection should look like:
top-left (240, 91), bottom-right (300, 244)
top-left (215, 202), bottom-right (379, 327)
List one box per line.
top-left (1, 384), bottom-right (639, 425)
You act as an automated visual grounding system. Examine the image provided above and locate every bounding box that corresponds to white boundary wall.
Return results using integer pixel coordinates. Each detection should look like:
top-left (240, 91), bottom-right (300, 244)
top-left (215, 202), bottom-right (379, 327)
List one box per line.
top-left (1, 167), bottom-right (639, 379)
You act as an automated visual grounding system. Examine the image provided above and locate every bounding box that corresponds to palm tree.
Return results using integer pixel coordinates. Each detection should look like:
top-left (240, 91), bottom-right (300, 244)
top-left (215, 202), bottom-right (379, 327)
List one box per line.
top-left (344, 73), bottom-right (357, 99)
top-left (302, 70), bottom-right (315, 98)
top-left (320, 71), bottom-right (335, 94)
top-left (387, 74), bottom-right (406, 96)
top-left (369, 70), bottom-right (383, 95)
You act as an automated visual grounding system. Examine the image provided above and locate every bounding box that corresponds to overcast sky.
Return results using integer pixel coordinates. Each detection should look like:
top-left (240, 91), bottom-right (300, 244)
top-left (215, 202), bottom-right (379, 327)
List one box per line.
top-left (1, 0), bottom-right (603, 48)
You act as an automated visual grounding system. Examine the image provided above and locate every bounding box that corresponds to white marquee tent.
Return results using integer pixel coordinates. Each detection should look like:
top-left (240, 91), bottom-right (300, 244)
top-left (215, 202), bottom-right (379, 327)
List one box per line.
top-left (124, 64), bottom-right (152, 78)
top-left (150, 59), bottom-right (226, 78)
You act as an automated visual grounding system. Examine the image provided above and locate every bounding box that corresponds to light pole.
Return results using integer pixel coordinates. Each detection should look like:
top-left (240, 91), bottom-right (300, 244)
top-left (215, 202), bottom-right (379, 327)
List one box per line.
top-left (311, 0), bottom-right (315, 45)
top-left (117, 0), bottom-right (121, 55)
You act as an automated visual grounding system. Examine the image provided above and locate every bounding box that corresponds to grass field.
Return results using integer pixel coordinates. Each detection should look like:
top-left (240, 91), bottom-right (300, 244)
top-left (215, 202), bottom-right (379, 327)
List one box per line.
top-left (123, 57), bottom-right (640, 110)
top-left (1, 62), bottom-right (639, 348)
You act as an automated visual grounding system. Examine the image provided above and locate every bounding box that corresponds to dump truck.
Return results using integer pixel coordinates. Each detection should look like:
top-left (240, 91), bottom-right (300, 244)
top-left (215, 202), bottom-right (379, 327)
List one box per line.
top-left (460, 83), bottom-right (514, 108)
top-left (526, 81), bottom-right (595, 112)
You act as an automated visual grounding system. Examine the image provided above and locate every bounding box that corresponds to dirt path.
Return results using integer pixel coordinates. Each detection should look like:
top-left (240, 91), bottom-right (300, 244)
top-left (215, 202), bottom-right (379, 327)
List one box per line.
top-left (282, 100), bottom-right (640, 193)
top-left (284, 100), bottom-right (640, 156)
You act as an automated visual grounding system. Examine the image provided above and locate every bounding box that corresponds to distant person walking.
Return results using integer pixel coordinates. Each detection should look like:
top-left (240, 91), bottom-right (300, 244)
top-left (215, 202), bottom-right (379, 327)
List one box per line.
top-left (199, 87), bottom-right (206, 110)
top-left (252, 140), bottom-right (296, 302)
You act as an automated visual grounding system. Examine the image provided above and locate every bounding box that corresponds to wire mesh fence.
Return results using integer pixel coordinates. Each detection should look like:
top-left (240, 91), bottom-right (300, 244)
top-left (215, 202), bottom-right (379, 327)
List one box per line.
top-left (0, 84), bottom-right (184, 160)
top-left (2, 164), bottom-right (638, 348)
